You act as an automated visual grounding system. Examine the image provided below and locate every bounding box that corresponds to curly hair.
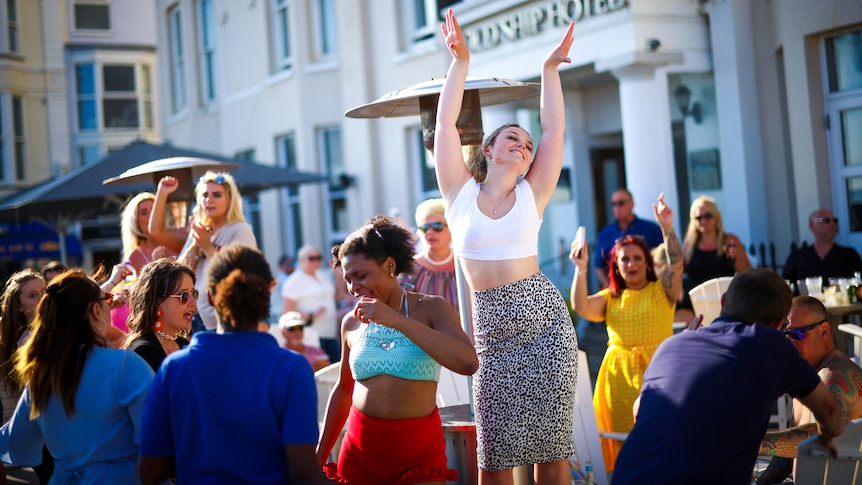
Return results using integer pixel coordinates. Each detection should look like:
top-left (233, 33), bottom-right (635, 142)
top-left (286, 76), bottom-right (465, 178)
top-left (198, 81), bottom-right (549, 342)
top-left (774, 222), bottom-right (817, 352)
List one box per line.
top-left (331, 215), bottom-right (417, 276)
top-left (607, 235), bottom-right (658, 298)
top-left (0, 269), bottom-right (45, 394)
top-left (124, 259), bottom-right (196, 346)
top-left (464, 123), bottom-right (527, 183)
top-left (15, 269), bottom-right (104, 418)
top-left (207, 244), bottom-right (273, 331)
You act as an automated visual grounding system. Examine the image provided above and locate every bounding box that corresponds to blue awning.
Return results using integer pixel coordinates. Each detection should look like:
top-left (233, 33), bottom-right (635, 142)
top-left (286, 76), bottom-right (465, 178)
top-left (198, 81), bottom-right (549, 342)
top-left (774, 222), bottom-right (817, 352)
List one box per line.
top-left (0, 223), bottom-right (82, 261)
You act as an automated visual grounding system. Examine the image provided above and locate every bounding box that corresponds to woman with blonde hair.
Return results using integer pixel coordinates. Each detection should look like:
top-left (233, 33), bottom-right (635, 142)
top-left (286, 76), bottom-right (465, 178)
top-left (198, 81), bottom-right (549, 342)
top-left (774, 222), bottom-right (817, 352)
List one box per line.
top-left (121, 192), bottom-right (186, 270)
top-left (434, 9), bottom-right (577, 482)
top-left (0, 269), bottom-right (153, 483)
top-left (679, 196), bottom-right (751, 316)
top-left (400, 198), bottom-right (459, 313)
top-left (153, 172), bottom-right (257, 331)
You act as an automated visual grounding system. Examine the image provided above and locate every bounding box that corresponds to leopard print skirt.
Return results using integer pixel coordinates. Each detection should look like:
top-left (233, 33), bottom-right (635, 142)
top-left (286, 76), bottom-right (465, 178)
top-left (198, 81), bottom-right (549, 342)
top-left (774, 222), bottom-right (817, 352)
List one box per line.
top-left (472, 272), bottom-right (578, 471)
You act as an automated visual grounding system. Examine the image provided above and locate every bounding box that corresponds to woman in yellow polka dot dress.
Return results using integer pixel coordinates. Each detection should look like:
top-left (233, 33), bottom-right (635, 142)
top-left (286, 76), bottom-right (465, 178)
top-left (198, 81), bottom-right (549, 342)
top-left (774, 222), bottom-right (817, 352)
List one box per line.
top-left (570, 193), bottom-right (683, 472)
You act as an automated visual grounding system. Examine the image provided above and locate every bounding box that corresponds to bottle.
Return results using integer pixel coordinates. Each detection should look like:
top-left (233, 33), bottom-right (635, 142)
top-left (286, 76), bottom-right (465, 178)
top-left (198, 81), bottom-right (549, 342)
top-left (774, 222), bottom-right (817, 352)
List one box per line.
top-left (123, 262), bottom-right (137, 289)
top-left (584, 461), bottom-right (597, 485)
top-left (849, 283), bottom-right (858, 304)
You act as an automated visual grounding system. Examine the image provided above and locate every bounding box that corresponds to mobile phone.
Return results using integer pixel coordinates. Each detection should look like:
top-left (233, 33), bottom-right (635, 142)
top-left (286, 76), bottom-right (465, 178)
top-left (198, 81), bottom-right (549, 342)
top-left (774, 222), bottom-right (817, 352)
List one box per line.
top-left (573, 226), bottom-right (586, 258)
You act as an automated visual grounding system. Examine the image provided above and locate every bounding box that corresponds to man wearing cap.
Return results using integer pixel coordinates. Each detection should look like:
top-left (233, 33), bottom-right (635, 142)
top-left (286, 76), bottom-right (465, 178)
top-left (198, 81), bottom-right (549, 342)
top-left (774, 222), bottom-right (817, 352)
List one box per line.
top-left (595, 189), bottom-right (663, 287)
top-left (279, 311), bottom-right (330, 372)
top-left (782, 208), bottom-right (862, 283)
top-left (613, 269), bottom-right (843, 485)
top-left (755, 296), bottom-right (862, 484)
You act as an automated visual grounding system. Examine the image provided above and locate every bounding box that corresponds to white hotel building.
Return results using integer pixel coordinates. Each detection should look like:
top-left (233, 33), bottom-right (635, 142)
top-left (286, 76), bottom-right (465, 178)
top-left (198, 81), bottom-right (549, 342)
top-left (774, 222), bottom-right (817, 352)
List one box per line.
top-left (153, 0), bottom-right (862, 283)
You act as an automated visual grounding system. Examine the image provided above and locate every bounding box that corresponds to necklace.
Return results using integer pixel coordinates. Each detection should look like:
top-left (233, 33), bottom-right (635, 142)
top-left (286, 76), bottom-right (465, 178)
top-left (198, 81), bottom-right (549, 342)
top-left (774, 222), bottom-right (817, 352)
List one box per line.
top-left (481, 184), bottom-right (514, 216)
top-left (424, 250), bottom-right (454, 266)
top-left (156, 329), bottom-right (179, 341)
top-left (371, 290), bottom-right (406, 351)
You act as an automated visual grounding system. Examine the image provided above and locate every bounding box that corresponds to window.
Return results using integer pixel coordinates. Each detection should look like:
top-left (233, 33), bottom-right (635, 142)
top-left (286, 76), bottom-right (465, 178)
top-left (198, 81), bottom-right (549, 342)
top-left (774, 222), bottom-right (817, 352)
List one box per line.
top-left (410, 127), bottom-right (439, 198)
top-left (78, 145), bottom-right (102, 165)
top-left (0, 94), bottom-right (26, 182)
top-left (197, 0), bottom-right (216, 103)
top-left (74, 1), bottom-right (111, 31)
top-left (826, 29), bottom-right (862, 93)
top-left (319, 126), bottom-right (347, 237)
top-left (235, 150), bottom-right (262, 245)
top-left (5, 0), bottom-right (17, 53)
top-left (169, 7), bottom-right (187, 113)
top-left (311, 0), bottom-right (336, 61)
top-left (74, 62), bottom-right (151, 131)
top-left (400, 0), bottom-right (456, 47)
top-left (277, 133), bottom-right (303, 251)
top-left (271, 0), bottom-right (292, 71)
top-left (141, 64), bottom-right (153, 129)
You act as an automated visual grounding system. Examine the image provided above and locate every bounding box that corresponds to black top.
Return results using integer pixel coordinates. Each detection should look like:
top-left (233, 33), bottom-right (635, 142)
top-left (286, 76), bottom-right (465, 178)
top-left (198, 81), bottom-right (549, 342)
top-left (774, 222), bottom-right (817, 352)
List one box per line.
top-left (128, 332), bottom-right (190, 371)
top-left (679, 247), bottom-right (736, 311)
top-left (781, 243), bottom-right (862, 283)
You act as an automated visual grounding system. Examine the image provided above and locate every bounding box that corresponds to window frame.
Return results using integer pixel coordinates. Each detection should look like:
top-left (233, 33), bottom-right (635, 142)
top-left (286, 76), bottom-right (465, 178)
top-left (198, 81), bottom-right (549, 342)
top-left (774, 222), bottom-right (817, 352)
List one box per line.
top-left (196, 0), bottom-right (217, 104)
top-left (271, 0), bottom-right (293, 72)
top-left (318, 125), bottom-right (348, 242)
top-left (73, 61), bottom-right (152, 132)
top-left (4, 0), bottom-right (18, 53)
top-left (169, 6), bottom-right (187, 114)
top-left (0, 94), bottom-right (26, 184)
top-left (72, 0), bottom-right (112, 33)
top-left (276, 133), bottom-right (303, 252)
top-left (310, 0), bottom-right (336, 63)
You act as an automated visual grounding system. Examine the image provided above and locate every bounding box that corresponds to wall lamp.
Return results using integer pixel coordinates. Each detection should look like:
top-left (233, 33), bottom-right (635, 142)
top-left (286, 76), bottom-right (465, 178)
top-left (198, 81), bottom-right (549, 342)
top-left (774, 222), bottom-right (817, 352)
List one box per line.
top-left (673, 84), bottom-right (702, 124)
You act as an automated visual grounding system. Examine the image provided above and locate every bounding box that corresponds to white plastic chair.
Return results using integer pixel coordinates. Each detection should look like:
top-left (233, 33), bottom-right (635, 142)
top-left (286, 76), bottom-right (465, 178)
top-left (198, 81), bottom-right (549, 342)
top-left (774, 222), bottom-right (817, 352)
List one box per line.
top-left (314, 362), bottom-right (344, 462)
top-left (571, 350), bottom-right (614, 485)
top-left (688, 276), bottom-right (734, 326)
top-left (839, 323), bottom-right (862, 367)
top-left (436, 367), bottom-right (471, 407)
top-left (795, 417), bottom-right (862, 484)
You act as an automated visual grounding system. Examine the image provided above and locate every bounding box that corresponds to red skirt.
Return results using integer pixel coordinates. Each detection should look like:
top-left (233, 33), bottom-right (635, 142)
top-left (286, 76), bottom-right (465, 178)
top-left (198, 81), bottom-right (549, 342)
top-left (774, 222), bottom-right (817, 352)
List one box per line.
top-left (323, 406), bottom-right (458, 485)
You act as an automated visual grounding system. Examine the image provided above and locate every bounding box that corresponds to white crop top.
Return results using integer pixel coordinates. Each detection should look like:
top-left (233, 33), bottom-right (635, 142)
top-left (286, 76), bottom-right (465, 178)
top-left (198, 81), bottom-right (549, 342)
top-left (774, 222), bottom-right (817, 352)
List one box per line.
top-left (446, 178), bottom-right (541, 261)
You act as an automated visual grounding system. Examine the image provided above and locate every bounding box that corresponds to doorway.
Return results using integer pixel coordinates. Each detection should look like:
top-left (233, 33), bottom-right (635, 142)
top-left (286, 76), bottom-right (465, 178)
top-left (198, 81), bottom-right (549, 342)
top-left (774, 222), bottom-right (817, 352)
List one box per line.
top-left (590, 147), bottom-right (626, 230)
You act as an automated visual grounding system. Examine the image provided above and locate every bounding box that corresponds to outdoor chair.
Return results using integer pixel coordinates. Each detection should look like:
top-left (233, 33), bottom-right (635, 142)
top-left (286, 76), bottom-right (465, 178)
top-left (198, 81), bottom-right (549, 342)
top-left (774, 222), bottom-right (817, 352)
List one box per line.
top-left (688, 276), bottom-right (734, 327)
top-left (794, 417), bottom-right (862, 484)
top-left (838, 323), bottom-right (862, 367)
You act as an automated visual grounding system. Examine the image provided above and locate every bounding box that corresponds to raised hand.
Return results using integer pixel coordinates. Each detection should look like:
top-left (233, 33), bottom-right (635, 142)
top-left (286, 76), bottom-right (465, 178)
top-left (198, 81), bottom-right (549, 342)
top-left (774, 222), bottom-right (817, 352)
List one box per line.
top-left (569, 239), bottom-right (589, 271)
top-left (653, 192), bottom-right (674, 232)
top-left (157, 176), bottom-right (179, 195)
top-left (544, 21), bottom-right (574, 69)
top-left (441, 8), bottom-right (469, 61)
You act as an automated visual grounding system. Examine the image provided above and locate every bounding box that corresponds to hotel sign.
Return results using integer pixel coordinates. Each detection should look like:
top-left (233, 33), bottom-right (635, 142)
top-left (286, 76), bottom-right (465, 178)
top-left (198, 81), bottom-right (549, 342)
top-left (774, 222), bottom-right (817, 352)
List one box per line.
top-left (463, 0), bottom-right (628, 52)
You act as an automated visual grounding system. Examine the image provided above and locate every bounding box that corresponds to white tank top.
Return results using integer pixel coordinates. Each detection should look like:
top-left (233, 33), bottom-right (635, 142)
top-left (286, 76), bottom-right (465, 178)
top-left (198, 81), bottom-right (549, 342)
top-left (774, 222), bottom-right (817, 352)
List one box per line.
top-left (446, 178), bottom-right (541, 261)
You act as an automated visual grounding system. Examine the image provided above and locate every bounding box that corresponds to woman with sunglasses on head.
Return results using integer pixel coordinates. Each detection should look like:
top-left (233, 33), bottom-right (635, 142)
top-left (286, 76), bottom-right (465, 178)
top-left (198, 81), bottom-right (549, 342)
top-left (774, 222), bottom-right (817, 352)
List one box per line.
top-left (399, 198), bottom-right (459, 313)
top-left (282, 244), bottom-right (339, 362)
top-left (571, 193), bottom-right (684, 472)
top-left (434, 9), bottom-right (577, 482)
top-left (154, 172), bottom-right (257, 332)
top-left (124, 259), bottom-right (197, 371)
top-left (678, 196), bottom-right (751, 319)
top-left (139, 244), bottom-right (321, 484)
top-left (0, 269), bottom-right (154, 483)
top-left (317, 215), bottom-right (478, 483)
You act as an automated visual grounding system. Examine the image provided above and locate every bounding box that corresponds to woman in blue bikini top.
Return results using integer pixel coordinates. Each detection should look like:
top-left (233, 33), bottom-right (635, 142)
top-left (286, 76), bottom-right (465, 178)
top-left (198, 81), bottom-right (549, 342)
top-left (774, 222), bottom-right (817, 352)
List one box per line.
top-left (316, 215), bottom-right (479, 476)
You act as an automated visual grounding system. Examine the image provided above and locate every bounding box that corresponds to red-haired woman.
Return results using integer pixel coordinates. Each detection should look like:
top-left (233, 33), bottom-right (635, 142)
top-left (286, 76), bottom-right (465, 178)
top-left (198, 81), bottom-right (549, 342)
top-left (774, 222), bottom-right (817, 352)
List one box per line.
top-left (570, 193), bottom-right (684, 472)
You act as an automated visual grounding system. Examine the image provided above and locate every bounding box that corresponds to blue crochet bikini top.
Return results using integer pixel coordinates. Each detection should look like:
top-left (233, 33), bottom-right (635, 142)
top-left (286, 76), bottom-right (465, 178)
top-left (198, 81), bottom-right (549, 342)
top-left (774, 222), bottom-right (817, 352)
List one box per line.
top-left (349, 291), bottom-right (441, 382)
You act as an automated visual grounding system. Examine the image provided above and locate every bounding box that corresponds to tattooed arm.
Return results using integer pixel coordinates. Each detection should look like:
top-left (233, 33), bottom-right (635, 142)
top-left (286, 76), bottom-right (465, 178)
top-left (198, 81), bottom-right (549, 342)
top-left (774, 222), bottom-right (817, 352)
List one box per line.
top-left (653, 193), bottom-right (684, 305)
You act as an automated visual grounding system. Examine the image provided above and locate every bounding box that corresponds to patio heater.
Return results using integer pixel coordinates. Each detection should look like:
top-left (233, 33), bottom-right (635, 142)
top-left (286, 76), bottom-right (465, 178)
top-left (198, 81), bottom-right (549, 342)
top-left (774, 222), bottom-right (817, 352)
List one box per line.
top-left (346, 76), bottom-right (540, 485)
top-left (103, 157), bottom-right (239, 230)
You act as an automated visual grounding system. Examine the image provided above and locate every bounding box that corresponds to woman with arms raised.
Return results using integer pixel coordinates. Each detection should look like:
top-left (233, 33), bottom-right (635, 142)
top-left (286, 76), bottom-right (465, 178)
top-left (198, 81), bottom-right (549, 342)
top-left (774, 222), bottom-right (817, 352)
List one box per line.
top-left (317, 215), bottom-right (478, 484)
top-left (434, 9), bottom-right (578, 483)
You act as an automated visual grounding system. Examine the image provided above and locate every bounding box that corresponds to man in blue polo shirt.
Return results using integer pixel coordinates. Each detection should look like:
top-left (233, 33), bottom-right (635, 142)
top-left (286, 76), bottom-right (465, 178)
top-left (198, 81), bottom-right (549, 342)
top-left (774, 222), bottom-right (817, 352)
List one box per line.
top-left (595, 189), bottom-right (663, 287)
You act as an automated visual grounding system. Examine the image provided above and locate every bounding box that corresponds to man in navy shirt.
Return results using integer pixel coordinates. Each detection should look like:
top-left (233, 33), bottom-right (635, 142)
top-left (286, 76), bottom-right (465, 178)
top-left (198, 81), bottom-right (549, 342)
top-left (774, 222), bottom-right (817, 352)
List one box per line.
top-left (782, 208), bottom-right (862, 283)
top-left (613, 269), bottom-right (843, 485)
top-left (595, 189), bottom-right (663, 287)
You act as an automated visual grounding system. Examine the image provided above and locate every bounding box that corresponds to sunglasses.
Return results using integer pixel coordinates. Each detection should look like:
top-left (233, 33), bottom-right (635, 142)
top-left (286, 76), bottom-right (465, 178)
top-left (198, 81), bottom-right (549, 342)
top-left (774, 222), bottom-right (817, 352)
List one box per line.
top-left (306, 255), bottom-right (323, 261)
top-left (286, 326), bottom-right (304, 332)
top-left (695, 213), bottom-right (714, 221)
top-left (102, 293), bottom-right (115, 306)
top-left (783, 320), bottom-right (827, 340)
top-left (615, 234), bottom-right (645, 245)
top-left (419, 222), bottom-right (447, 233)
top-left (610, 200), bottom-right (628, 207)
top-left (167, 289), bottom-right (199, 304)
top-left (811, 216), bottom-right (838, 224)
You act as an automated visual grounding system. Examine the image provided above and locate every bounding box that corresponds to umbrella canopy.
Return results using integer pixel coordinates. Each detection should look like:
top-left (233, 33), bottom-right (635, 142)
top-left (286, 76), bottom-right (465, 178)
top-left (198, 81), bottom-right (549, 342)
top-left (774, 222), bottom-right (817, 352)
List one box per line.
top-left (0, 140), bottom-right (327, 224)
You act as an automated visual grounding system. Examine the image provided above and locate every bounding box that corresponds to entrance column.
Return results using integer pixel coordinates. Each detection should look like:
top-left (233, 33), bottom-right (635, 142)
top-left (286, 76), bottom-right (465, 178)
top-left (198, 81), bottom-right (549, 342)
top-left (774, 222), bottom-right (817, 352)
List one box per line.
top-left (601, 54), bottom-right (682, 229)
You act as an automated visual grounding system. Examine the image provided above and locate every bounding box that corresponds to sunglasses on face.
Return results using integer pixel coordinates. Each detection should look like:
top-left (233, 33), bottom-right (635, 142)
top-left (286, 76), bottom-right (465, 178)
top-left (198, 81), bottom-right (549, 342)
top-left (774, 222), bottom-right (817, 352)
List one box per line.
top-left (695, 213), bottom-right (714, 221)
top-left (610, 200), bottom-right (628, 207)
top-left (167, 289), bottom-right (199, 304)
top-left (306, 255), bottom-right (323, 261)
top-left (811, 217), bottom-right (838, 225)
top-left (783, 319), bottom-right (827, 340)
top-left (286, 326), bottom-right (304, 332)
top-left (419, 222), bottom-right (447, 233)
